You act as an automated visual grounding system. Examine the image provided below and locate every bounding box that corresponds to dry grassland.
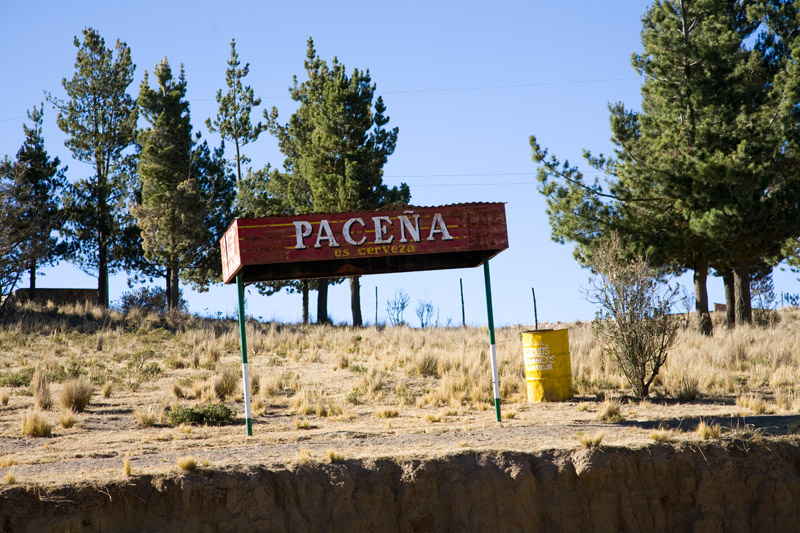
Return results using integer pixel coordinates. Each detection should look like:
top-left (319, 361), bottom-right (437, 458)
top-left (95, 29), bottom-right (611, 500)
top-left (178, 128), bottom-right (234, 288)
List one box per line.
top-left (1, 301), bottom-right (799, 487)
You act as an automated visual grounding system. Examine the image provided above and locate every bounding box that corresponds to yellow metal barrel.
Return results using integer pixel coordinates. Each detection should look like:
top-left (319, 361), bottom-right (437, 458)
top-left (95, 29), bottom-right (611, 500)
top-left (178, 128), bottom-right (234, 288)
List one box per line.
top-left (522, 329), bottom-right (573, 402)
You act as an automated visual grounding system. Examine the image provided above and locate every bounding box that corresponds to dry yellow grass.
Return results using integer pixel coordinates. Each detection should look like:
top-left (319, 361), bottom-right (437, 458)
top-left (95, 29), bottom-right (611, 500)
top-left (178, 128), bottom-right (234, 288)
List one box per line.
top-left (134, 407), bottom-right (158, 427)
top-left (59, 411), bottom-right (78, 429)
top-left (20, 410), bottom-right (52, 437)
top-left (177, 456), bottom-right (197, 471)
top-left (578, 431), bottom-right (605, 448)
top-left (59, 377), bottom-right (94, 413)
top-left (327, 450), bottom-right (346, 463)
top-left (696, 420), bottom-right (722, 440)
top-left (2, 302), bottom-right (800, 487)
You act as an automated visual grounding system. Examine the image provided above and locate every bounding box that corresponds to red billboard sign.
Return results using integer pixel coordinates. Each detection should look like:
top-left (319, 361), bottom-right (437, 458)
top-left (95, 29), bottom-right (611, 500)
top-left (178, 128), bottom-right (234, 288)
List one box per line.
top-left (220, 203), bottom-right (508, 284)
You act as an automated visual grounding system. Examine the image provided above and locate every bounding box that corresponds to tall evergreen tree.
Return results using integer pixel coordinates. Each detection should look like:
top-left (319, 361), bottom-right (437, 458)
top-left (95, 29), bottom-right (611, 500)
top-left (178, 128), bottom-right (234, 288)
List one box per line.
top-left (265, 38), bottom-right (410, 325)
top-left (180, 137), bottom-right (237, 292)
top-left (239, 165), bottom-right (323, 323)
top-left (0, 163), bottom-right (32, 312)
top-left (207, 39), bottom-right (265, 187)
top-left (133, 59), bottom-right (205, 311)
top-left (532, 0), bottom-right (800, 333)
top-left (48, 28), bottom-right (138, 307)
top-left (6, 105), bottom-right (68, 289)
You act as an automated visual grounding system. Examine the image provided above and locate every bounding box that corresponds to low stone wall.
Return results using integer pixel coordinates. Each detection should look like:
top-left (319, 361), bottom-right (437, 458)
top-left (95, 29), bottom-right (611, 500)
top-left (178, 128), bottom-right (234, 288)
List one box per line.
top-left (2, 442), bottom-right (799, 532)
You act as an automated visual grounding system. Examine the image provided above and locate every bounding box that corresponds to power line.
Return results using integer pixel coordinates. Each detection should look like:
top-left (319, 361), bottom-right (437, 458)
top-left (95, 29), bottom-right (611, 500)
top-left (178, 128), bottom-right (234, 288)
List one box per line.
top-left (1, 76), bottom-right (639, 125)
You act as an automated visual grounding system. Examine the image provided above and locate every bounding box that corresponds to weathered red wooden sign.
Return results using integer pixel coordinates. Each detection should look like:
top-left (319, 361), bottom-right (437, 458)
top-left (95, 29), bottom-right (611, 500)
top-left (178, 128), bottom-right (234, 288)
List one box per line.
top-left (221, 203), bottom-right (508, 284)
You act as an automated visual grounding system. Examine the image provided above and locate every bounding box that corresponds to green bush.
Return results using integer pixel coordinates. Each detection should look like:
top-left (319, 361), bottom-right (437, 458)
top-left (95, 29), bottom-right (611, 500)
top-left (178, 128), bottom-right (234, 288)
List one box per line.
top-left (0, 367), bottom-right (35, 387)
top-left (167, 403), bottom-right (235, 426)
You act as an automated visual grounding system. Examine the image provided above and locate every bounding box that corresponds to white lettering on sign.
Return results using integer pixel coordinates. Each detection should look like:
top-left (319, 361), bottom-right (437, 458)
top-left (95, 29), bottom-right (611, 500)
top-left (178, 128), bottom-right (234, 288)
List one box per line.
top-left (427, 213), bottom-right (454, 241)
top-left (293, 221), bottom-right (313, 249)
top-left (314, 220), bottom-right (340, 248)
top-left (372, 216), bottom-right (394, 244)
top-left (524, 345), bottom-right (555, 372)
top-left (292, 212), bottom-right (454, 250)
top-left (343, 218), bottom-right (366, 246)
top-left (398, 213), bottom-right (421, 243)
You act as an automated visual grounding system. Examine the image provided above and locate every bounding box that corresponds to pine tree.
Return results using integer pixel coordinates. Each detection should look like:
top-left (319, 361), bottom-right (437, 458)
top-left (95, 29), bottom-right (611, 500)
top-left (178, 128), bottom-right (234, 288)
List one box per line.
top-left (180, 138), bottom-right (236, 292)
top-left (265, 38), bottom-right (410, 325)
top-left (134, 59), bottom-right (205, 311)
top-left (0, 163), bottom-right (34, 311)
top-left (239, 165), bottom-right (326, 323)
top-left (48, 28), bottom-right (138, 307)
top-left (6, 105), bottom-right (68, 289)
top-left (207, 39), bottom-right (265, 187)
top-left (532, 0), bottom-right (800, 333)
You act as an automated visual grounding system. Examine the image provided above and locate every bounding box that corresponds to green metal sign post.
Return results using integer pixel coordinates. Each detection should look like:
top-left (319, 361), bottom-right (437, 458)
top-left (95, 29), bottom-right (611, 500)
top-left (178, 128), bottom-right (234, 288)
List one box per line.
top-left (483, 260), bottom-right (501, 422)
top-left (236, 275), bottom-right (253, 436)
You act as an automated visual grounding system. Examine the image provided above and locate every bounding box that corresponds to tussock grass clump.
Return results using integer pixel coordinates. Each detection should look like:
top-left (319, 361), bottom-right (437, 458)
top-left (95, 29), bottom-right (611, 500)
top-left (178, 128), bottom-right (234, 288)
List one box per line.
top-left (578, 431), bottom-right (604, 448)
top-left (327, 449), bottom-right (346, 463)
top-left (376, 408), bottom-right (399, 419)
top-left (0, 391), bottom-right (9, 406)
top-left (177, 456), bottom-right (197, 471)
top-left (213, 365), bottom-right (239, 400)
top-left (123, 458), bottom-right (132, 477)
top-left (4, 472), bottom-right (16, 485)
top-left (101, 383), bottom-right (113, 399)
top-left (21, 410), bottom-right (52, 437)
top-left (59, 377), bottom-right (94, 413)
top-left (60, 411), bottom-right (78, 429)
top-left (345, 387), bottom-right (364, 405)
top-left (32, 368), bottom-right (52, 411)
top-left (696, 420), bottom-right (721, 440)
top-left (293, 448), bottom-right (313, 465)
top-left (249, 372), bottom-right (260, 395)
top-left (134, 407), bottom-right (158, 427)
top-left (597, 399), bottom-right (624, 423)
top-left (173, 383), bottom-right (185, 399)
top-left (414, 351), bottom-right (439, 377)
top-left (649, 429), bottom-right (672, 442)
top-left (0, 456), bottom-right (18, 467)
top-left (736, 393), bottom-right (773, 415)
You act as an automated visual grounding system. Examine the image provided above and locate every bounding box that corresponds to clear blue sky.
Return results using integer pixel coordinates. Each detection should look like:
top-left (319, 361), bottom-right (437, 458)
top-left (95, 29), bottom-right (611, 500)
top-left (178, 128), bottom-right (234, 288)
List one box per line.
top-left (2, 1), bottom-right (796, 325)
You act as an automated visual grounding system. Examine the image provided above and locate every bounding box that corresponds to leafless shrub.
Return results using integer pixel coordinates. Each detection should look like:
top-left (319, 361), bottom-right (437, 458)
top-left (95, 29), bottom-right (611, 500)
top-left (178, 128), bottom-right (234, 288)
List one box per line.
top-left (386, 290), bottom-right (410, 326)
top-left (416, 300), bottom-right (434, 328)
top-left (588, 234), bottom-right (680, 398)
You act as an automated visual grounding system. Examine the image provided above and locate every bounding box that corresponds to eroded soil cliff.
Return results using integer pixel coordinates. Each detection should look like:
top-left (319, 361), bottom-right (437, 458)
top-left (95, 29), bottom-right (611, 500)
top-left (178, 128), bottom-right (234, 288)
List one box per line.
top-left (3, 441), bottom-right (800, 532)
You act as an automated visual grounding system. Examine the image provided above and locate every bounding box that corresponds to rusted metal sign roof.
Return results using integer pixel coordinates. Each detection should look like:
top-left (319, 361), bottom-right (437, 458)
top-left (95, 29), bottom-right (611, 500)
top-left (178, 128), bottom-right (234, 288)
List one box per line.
top-left (220, 203), bottom-right (508, 284)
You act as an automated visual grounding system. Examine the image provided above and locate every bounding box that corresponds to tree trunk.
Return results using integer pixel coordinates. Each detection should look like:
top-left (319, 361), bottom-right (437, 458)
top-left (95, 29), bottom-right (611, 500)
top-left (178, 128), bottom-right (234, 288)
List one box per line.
top-left (317, 278), bottom-right (329, 324)
top-left (97, 169), bottom-right (110, 309)
top-left (693, 256), bottom-right (713, 336)
top-left (29, 260), bottom-right (36, 290)
top-left (301, 281), bottom-right (309, 325)
top-left (734, 265), bottom-right (752, 325)
top-left (722, 269), bottom-right (735, 328)
top-left (168, 264), bottom-right (180, 311)
top-left (350, 276), bottom-right (362, 327)
top-left (98, 238), bottom-right (109, 308)
top-left (165, 271), bottom-right (171, 311)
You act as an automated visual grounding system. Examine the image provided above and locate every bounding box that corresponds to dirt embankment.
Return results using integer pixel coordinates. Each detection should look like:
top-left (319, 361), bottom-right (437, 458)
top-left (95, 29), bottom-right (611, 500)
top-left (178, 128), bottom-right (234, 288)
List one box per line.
top-left (3, 441), bottom-right (800, 532)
